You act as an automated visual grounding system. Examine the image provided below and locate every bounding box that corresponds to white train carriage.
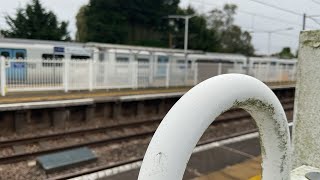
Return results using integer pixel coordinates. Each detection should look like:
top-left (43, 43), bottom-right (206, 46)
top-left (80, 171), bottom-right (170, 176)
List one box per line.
top-left (248, 57), bottom-right (297, 82)
top-left (0, 38), bottom-right (94, 90)
top-left (87, 42), bottom-right (200, 88)
top-left (188, 53), bottom-right (247, 82)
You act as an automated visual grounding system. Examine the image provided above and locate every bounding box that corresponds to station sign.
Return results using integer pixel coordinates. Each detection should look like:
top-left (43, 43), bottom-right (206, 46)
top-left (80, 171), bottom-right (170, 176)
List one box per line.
top-left (54, 47), bottom-right (65, 53)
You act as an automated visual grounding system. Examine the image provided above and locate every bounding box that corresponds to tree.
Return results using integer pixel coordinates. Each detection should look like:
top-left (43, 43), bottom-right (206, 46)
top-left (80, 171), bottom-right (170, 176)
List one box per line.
top-left (75, 1), bottom-right (254, 55)
top-left (76, 0), bottom-right (180, 46)
top-left (76, 6), bottom-right (88, 42)
top-left (1, 0), bottom-right (70, 41)
top-left (274, 47), bottom-right (295, 59)
top-left (208, 4), bottom-right (254, 56)
top-left (170, 6), bottom-right (219, 51)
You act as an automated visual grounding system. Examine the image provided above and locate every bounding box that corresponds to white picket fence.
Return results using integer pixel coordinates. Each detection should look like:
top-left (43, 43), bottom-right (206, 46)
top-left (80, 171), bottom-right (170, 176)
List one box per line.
top-left (0, 58), bottom-right (296, 96)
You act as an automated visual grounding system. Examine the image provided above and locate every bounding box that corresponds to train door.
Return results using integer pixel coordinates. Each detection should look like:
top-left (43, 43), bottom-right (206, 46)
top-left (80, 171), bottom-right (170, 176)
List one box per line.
top-left (0, 49), bottom-right (27, 83)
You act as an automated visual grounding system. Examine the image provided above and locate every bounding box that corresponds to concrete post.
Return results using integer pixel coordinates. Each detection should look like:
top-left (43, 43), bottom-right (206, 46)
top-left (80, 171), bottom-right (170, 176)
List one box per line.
top-left (293, 30), bottom-right (320, 168)
top-left (138, 74), bottom-right (291, 180)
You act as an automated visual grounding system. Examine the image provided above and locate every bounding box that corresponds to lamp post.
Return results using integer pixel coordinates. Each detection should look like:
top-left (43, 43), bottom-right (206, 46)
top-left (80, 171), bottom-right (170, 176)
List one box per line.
top-left (168, 15), bottom-right (195, 61)
top-left (250, 27), bottom-right (294, 55)
top-left (168, 15), bottom-right (195, 84)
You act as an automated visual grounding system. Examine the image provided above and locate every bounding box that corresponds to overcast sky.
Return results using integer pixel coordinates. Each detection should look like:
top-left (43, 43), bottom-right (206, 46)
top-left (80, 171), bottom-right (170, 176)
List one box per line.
top-left (1, 0), bottom-right (320, 55)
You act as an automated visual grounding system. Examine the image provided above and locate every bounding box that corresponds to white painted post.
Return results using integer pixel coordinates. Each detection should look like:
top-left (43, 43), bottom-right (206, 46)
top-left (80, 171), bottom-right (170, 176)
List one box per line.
top-left (184, 59), bottom-right (188, 86)
top-left (193, 62), bottom-right (198, 85)
top-left (218, 62), bottom-right (222, 75)
top-left (63, 58), bottom-right (69, 93)
top-left (266, 63), bottom-right (270, 82)
top-left (292, 63), bottom-right (296, 81)
top-left (138, 74), bottom-right (291, 180)
top-left (293, 30), bottom-right (320, 169)
top-left (131, 61), bottom-right (138, 89)
top-left (0, 57), bottom-right (6, 96)
top-left (149, 53), bottom-right (155, 87)
top-left (165, 62), bottom-right (170, 88)
top-left (88, 59), bottom-right (93, 91)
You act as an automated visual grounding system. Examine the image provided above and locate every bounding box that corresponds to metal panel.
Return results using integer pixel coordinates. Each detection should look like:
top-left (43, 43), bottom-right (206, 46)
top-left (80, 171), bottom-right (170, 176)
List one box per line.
top-left (37, 147), bottom-right (97, 172)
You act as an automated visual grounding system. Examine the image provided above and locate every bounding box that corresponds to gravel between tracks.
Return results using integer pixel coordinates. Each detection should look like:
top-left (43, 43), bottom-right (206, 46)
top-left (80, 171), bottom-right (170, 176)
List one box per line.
top-left (0, 114), bottom-right (268, 180)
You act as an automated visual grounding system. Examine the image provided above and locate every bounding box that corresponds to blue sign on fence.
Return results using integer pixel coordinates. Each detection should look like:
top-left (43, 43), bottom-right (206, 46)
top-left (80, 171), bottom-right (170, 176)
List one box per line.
top-left (54, 47), bottom-right (65, 53)
top-left (13, 62), bottom-right (25, 68)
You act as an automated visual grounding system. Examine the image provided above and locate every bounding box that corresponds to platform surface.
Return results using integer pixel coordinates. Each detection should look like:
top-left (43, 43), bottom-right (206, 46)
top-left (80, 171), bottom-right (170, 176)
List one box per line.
top-left (0, 82), bottom-right (294, 104)
top-left (194, 156), bottom-right (261, 180)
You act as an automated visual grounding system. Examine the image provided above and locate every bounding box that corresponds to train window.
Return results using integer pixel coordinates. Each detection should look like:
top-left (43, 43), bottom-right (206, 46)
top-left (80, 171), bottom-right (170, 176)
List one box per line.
top-left (188, 60), bottom-right (192, 68)
top-left (99, 53), bottom-right (105, 61)
top-left (137, 58), bottom-right (149, 63)
top-left (15, 52), bottom-right (25, 59)
top-left (116, 57), bottom-right (129, 63)
top-left (197, 59), bottom-right (233, 64)
top-left (158, 56), bottom-right (169, 63)
top-left (71, 55), bottom-right (90, 60)
top-left (177, 60), bottom-right (185, 64)
top-left (42, 54), bottom-right (64, 67)
top-left (42, 54), bottom-right (64, 60)
top-left (0, 51), bottom-right (10, 58)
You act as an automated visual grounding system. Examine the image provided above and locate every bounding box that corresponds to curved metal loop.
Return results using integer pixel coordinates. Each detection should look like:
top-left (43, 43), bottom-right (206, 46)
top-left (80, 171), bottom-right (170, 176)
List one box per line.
top-left (138, 74), bottom-right (291, 180)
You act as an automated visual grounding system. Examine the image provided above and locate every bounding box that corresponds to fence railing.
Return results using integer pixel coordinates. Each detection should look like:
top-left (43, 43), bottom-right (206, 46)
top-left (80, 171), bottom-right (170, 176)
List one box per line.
top-left (0, 58), bottom-right (296, 96)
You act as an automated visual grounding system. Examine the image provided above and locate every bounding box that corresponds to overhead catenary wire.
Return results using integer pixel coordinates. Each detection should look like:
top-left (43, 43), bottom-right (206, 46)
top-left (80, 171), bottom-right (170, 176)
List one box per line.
top-left (308, 16), bottom-right (320, 26)
top-left (247, 0), bottom-right (302, 16)
top-left (311, 0), bottom-right (320, 5)
top-left (247, 0), bottom-right (320, 28)
top-left (190, 0), bottom-right (318, 29)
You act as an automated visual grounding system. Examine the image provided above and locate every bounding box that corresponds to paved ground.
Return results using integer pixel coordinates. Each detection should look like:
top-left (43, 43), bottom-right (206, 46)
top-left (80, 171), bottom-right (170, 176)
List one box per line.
top-left (100, 135), bottom-right (262, 180)
top-left (0, 81), bottom-right (295, 104)
top-left (195, 156), bottom-right (261, 180)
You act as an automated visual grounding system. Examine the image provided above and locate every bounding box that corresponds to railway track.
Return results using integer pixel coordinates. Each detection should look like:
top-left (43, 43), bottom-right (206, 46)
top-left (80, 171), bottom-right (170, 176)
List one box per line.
top-left (0, 98), bottom-right (294, 165)
top-left (47, 128), bottom-right (267, 180)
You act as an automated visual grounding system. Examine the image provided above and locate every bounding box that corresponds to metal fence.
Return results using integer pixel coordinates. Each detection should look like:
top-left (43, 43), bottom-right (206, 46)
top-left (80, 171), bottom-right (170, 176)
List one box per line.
top-left (0, 58), bottom-right (296, 96)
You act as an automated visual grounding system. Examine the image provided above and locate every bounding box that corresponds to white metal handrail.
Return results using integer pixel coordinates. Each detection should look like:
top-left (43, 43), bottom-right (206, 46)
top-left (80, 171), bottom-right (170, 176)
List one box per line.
top-left (138, 74), bottom-right (291, 180)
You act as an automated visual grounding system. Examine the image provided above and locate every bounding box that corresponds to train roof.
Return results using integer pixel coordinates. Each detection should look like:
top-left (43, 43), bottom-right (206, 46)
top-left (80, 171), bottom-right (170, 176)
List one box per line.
top-left (86, 42), bottom-right (203, 54)
top-left (0, 38), bottom-right (86, 47)
top-left (249, 57), bottom-right (297, 64)
top-left (188, 52), bottom-right (247, 62)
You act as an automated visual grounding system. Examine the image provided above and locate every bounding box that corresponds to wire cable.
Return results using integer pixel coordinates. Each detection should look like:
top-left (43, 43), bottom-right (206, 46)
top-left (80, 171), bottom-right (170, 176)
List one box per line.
top-left (247, 0), bottom-right (302, 16)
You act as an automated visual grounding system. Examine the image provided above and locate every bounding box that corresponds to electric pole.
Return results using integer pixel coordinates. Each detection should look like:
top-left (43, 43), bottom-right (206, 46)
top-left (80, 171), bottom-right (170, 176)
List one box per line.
top-left (303, 13), bottom-right (306, 30)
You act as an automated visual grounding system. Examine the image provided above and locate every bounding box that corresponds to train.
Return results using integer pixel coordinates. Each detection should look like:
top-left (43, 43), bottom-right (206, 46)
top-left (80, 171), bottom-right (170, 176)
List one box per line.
top-left (0, 38), bottom-right (297, 90)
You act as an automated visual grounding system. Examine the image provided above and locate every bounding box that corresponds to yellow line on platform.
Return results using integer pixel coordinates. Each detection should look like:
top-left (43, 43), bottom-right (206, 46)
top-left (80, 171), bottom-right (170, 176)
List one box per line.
top-left (249, 175), bottom-right (261, 180)
top-left (195, 156), bottom-right (262, 180)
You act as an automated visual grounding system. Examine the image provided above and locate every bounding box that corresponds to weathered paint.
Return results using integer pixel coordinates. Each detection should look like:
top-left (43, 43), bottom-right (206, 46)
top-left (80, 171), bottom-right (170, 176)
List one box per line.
top-left (138, 74), bottom-right (291, 180)
top-left (291, 165), bottom-right (320, 180)
top-left (293, 30), bottom-right (320, 168)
